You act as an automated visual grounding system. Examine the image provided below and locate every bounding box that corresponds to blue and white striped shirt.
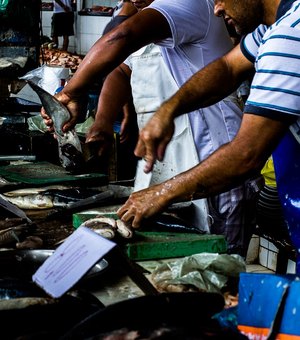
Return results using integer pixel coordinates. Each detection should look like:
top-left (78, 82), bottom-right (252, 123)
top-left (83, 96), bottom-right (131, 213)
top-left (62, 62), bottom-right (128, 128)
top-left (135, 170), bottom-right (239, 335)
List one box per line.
top-left (242, 0), bottom-right (300, 122)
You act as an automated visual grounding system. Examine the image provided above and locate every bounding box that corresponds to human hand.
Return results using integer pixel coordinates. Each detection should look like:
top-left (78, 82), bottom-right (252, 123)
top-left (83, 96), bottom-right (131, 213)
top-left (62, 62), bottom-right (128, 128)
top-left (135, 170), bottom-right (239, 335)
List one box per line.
top-left (40, 106), bottom-right (54, 133)
top-left (85, 119), bottom-right (114, 158)
top-left (119, 114), bottom-right (130, 143)
top-left (40, 90), bottom-right (88, 134)
top-left (134, 110), bottom-right (175, 173)
top-left (117, 183), bottom-right (171, 228)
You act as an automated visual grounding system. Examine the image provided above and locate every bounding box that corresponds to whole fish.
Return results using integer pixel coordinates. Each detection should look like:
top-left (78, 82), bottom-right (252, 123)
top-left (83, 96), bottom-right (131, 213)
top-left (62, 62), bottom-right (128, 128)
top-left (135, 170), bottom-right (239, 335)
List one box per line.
top-left (2, 187), bottom-right (103, 210)
top-left (0, 193), bottom-right (58, 210)
top-left (80, 217), bottom-right (116, 239)
top-left (27, 80), bottom-right (85, 173)
top-left (116, 219), bottom-right (133, 238)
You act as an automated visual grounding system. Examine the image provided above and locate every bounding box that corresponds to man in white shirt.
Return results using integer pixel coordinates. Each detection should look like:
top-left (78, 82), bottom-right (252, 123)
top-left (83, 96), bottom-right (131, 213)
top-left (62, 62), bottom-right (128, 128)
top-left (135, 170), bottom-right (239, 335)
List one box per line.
top-left (42, 0), bottom-right (262, 257)
top-left (51, 0), bottom-right (74, 51)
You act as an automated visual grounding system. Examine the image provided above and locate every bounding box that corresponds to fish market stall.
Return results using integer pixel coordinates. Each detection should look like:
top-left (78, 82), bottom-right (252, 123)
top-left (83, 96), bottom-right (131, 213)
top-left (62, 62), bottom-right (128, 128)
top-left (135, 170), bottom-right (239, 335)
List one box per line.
top-left (0, 2), bottom-right (259, 338)
top-left (0, 182), bottom-right (243, 339)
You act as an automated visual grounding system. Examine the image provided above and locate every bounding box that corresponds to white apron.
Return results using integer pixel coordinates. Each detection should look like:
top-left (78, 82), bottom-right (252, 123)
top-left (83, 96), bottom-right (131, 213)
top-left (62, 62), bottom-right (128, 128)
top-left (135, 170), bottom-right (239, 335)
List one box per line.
top-left (126, 44), bottom-right (209, 231)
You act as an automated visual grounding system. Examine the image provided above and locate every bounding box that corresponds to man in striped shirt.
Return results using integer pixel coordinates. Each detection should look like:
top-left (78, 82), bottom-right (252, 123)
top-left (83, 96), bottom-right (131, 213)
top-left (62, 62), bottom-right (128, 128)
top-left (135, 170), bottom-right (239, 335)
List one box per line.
top-left (118, 0), bottom-right (300, 270)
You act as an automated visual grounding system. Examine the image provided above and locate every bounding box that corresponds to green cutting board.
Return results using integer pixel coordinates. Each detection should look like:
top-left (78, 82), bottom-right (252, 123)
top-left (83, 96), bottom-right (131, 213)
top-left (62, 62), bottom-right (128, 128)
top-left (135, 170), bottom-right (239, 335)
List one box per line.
top-left (73, 211), bottom-right (227, 261)
top-left (125, 232), bottom-right (227, 260)
top-left (0, 161), bottom-right (108, 185)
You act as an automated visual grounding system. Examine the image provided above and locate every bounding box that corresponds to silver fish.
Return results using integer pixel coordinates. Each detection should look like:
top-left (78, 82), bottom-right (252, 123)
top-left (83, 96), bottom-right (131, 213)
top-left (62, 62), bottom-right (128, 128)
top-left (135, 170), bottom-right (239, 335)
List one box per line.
top-left (27, 80), bottom-right (85, 173)
top-left (116, 219), bottom-right (133, 238)
top-left (0, 193), bottom-right (55, 210)
top-left (94, 215), bottom-right (117, 229)
top-left (80, 217), bottom-right (116, 239)
top-left (1, 187), bottom-right (102, 210)
top-left (3, 185), bottom-right (69, 197)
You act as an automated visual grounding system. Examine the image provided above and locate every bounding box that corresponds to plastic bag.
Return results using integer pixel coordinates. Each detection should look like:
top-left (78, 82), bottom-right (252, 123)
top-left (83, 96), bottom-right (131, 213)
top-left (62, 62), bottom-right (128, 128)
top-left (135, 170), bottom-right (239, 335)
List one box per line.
top-left (151, 252), bottom-right (246, 293)
top-left (20, 64), bottom-right (69, 95)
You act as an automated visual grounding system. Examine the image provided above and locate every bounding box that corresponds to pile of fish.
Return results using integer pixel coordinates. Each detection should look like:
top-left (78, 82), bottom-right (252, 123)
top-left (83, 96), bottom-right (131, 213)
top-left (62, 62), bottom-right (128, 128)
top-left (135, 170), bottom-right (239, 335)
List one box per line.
top-left (80, 215), bottom-right (133, 240)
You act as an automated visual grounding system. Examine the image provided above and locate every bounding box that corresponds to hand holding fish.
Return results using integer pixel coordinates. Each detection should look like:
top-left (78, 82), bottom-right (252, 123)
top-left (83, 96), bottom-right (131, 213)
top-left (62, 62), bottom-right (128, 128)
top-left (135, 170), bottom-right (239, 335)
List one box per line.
top-left (40, 107), bottom-right (54, 133)
top-left (40, 90), bottom-right (88, 133)
top-left (29, 81), bottom-right (86, 172)
top-left (134, 107), bottom-right (175, 173)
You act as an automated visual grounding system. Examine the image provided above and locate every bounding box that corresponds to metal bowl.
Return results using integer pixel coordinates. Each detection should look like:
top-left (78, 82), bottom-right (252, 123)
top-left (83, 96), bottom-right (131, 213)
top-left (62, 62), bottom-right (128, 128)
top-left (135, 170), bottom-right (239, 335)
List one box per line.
top-left (0, 249), bottom-right (109, 284)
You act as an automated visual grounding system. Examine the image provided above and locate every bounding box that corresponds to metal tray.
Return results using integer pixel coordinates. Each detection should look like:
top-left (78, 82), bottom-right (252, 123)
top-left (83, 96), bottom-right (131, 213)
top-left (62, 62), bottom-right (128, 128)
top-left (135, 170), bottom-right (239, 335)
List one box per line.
top-left (0, 249), bottom-right (109, 284)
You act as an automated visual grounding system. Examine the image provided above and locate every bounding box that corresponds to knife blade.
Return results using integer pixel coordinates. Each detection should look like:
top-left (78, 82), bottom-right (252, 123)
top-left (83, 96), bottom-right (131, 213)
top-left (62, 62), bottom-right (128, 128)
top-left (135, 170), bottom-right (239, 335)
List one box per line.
top-left (0, 195), bottom-right (32, 223)
top-left (133, 159), bottom-right (152, 192)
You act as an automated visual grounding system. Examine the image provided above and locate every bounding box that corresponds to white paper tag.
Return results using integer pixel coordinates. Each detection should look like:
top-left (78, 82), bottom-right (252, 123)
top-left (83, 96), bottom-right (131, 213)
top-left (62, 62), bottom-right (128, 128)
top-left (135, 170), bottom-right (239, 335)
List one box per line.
top-left (32, 226), bottom-right (115, 298)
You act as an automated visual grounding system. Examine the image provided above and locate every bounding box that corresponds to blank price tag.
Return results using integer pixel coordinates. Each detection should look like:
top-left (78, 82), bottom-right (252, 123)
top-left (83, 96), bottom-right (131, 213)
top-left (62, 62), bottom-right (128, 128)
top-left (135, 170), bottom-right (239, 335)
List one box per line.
top-left (32, 226), bottom-right (115, 298)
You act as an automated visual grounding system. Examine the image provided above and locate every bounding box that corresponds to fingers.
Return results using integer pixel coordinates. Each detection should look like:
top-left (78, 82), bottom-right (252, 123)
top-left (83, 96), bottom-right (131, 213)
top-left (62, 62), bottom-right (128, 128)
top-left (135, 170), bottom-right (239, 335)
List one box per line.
top-left (134, 135), bottom-right (156, 173)
top-left (117, 201), bottom-right (143, 228)
top-left (85, 126), bottom-right (99, 143)
top-left (62, 116), bottom-right (78, 133)
top-left (119, 133), bottom-right (128, 143)
top-left (40, 107), bottom-right (49, 119)
top-left (40, 107), bottom-right (54, 132)
top-left (55, 91), bottom-right (88, 132)
top-left (85, 129), bottom-right (114, 158)
top-left (117, 185), bottom-right (167, 228)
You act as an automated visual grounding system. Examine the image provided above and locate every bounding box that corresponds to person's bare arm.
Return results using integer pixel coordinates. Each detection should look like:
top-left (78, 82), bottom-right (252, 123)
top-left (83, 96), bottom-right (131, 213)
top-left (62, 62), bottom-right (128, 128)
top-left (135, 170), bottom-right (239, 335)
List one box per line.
top-left (118, 114), bottom-right (289, 227)
top-left (53, 9), bottom-right (170, 132)
top-left (119, 101), bottom-right (137, 143)
top-left (134, 44), bottom-right (255, 172)
top-left (85, 63), bottom-right (132, 157)
top-left (161, 44), bottom-right (253, 115)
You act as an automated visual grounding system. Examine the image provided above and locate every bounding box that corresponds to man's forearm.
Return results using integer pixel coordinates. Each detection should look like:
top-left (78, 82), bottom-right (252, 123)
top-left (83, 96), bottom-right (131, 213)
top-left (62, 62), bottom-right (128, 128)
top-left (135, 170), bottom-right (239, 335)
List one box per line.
top-left (162, 44), bottom-right (254, 119)
top-left (163, 115), bottom-right (288, 204)
top-left (166, 58), bottom-right (238, 118)
top-left (63, 9), bottom-right (171, 98)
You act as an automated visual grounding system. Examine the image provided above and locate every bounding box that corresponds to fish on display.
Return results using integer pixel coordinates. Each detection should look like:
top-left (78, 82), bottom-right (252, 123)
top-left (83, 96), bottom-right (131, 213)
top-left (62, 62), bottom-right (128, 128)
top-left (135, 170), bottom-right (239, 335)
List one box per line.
top-left (80, 216), bottom-right (116, 239)
top-left (27, 80), bottom-right (85, 173)
top-left (1, 186), bottom-right (103, 210)
top-left (116, 219), bottom-right (133, 238)
top-left (0, 193), bottom-right (56, 210)
top-left (79, 215), bottom-right (134, 239)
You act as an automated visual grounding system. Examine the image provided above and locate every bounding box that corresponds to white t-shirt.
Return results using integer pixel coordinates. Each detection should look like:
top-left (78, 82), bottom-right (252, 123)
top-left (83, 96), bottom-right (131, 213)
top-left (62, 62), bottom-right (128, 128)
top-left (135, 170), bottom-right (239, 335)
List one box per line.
top-left (145, 0), bottom-right (243, 162)
top-left (53, 0), bottom-right (72, 13)
top-left (242, 1), bottom-right (300, 121)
